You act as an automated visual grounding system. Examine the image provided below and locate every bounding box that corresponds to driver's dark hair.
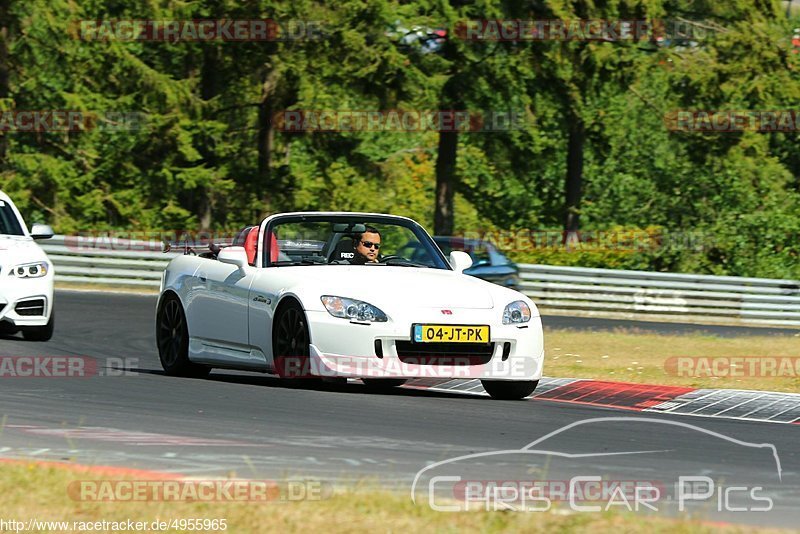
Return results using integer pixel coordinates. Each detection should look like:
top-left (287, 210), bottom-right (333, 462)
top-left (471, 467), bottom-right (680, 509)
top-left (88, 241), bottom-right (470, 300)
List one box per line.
top-left (354, 225), bottom-right (381, 245)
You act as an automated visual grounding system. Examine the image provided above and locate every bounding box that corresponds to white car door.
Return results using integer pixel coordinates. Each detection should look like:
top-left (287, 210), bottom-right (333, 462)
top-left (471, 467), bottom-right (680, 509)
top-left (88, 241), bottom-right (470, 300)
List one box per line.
top-left (188, 260), bottom-right (253, 351)
top-left (247, 269), bottom-right (280, 368)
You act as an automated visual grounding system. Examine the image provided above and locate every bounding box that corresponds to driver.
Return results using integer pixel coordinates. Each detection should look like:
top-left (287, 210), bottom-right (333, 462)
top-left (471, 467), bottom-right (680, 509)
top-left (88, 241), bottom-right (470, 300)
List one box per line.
top-left (351, 226), bottom-right (381, 264)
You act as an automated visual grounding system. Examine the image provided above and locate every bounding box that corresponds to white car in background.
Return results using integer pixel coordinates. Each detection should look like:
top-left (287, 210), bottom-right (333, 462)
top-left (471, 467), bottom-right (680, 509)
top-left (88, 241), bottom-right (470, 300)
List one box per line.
top-left (0, 191), bottom-right (55, 341)
top-left (156, 212), bottom-right (544, 400)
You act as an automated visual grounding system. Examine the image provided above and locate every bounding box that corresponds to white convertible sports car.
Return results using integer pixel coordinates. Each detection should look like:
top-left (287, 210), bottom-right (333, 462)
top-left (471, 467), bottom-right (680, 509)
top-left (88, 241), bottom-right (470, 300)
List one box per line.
top-left (156, 212), bottom-right (544, 400)
top-left (0, 191), bottom-right (55, 341)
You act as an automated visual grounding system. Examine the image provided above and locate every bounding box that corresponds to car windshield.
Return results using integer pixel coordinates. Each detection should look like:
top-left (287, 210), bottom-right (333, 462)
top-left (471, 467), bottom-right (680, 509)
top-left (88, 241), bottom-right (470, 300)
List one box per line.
top-left (0, 200), bottom-right (25, 236)
top-left (264, 215), bottom-right (450, 269)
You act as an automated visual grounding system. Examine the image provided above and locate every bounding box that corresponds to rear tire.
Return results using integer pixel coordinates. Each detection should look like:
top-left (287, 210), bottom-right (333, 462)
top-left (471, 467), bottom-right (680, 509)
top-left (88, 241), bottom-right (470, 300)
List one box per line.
top-left (156, 295), bottom-right (210, 378)
top-left (481, 380), bottom-right (538, 400)
top-left (22, 310), bottom-right (54, 342)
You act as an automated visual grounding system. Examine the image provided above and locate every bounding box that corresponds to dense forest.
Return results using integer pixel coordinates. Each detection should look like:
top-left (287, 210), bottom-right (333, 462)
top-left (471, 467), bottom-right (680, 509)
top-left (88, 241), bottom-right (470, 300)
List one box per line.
top-left (1, 0), bottom-right (799, 278)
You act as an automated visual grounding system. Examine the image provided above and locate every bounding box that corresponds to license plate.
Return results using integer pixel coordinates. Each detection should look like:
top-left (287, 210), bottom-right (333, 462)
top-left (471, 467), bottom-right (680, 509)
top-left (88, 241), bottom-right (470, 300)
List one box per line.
top-left (413, 324), bottom-right (490, 343)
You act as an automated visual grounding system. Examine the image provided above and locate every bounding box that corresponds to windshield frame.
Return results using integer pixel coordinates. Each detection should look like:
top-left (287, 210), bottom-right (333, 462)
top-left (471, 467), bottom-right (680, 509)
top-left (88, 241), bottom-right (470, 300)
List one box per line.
top-left (0, 199), bottom-right (26, 237)
top-left (261, 213), bottom-right (451, 270)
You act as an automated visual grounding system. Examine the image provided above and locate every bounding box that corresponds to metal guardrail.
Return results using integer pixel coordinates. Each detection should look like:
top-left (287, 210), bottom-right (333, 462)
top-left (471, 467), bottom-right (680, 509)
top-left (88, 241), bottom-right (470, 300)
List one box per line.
top-left (519, 264), bottom-right (800, 327)
top-left (42, 235), bottom-right (178, 288)
top-left (42, 236), bottom-right (800, 327)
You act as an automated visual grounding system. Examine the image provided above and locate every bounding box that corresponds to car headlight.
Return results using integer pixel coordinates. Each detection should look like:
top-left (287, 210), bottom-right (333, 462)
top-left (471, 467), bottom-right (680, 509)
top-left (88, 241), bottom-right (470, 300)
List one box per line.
top-left (503, 300), bottom-right (531, 325)
top-left (321, 295), bottom-right (388, 322)
top-left (9, 261), bottom-right (49, 278)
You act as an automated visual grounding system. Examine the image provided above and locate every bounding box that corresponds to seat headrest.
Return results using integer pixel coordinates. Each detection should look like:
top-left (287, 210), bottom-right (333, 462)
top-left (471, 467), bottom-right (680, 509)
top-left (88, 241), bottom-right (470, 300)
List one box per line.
top-left (268, 231), bottom-right (279, 263)
top-left (329, 237), bottom-right (356, 262)
top-left (244, 227), bottom-right (259, 266)
top-left (234, 226), bottom-right (256, 246)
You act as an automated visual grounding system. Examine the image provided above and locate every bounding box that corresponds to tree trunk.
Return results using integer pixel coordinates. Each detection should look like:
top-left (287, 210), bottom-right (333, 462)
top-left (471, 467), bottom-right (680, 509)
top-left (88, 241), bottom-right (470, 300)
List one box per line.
top-left (258, 67), bottom-right (280, 214)
top-left (434, 68), bottom-right (462, 236)
top-left (200, 44), bottom-right (220, 101)
top-left (0, 0), bottom-right (11, 165)
top-left (434, 128), bottom-right (458, 235)
top-left (197, 45), bottom-right (220, 230)
top-left (563, 113), bottom-right (585, 242)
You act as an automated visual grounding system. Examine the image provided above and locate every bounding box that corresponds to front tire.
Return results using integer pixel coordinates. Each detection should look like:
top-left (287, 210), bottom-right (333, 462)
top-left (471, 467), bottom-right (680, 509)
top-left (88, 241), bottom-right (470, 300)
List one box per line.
top-left (272, 300), bottom-right (317, 382)
top-left (22, 310), bottom-right (54, 342)
top-left (481, 380), bottom-right (538, 400)
top-left (156, 295), bottom-right (210, 378)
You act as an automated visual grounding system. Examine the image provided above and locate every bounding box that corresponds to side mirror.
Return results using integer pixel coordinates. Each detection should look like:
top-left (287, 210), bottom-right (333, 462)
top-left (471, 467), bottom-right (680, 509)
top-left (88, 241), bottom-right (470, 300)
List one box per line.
top-left (30, 224), bottom-right (54, 240)
top-left (449, 250), bottom-right (473, 273)
top-left (218, 246), bottom-right (249, 270)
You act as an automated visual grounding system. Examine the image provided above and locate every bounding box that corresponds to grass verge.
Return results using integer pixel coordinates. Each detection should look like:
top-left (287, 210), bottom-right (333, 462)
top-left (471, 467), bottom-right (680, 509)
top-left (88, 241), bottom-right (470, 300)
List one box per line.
top-left (544, 328), bottom-right (800, 393)
top-left (0, 462), bottom-right (776, 533)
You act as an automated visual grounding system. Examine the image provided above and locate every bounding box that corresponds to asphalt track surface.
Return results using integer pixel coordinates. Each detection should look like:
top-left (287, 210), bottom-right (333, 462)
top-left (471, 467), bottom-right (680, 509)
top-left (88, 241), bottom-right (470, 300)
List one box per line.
top-left (0, 291), bottom-right (798, 527)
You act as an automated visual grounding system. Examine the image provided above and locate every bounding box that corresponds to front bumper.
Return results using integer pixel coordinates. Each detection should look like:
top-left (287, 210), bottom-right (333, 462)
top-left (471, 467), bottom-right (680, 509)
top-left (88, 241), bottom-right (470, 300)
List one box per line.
top-left (304, 309), bottom-right (544, 381)
top-left (0, 270), bottom-right (54, 327)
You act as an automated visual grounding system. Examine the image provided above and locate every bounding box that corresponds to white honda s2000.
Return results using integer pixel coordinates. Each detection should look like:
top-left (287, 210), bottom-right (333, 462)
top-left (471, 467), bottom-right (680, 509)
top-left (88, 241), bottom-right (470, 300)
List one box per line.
top-left (0, 191), bottom-right (55, 341)
top-left (156, 213), bottom-right (544, 400)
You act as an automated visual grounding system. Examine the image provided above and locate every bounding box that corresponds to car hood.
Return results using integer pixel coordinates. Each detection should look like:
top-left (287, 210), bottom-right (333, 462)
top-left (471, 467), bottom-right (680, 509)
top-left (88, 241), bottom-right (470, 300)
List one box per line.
top-left (289, 265), bottom-right (498, 309)
top-left (0, 235), bottom-right (48, 269)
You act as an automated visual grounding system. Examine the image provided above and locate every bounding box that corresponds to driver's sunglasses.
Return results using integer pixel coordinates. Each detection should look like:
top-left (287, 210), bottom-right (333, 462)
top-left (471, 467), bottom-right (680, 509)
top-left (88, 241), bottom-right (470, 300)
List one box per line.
top-left (360, 241), bottom-right (381, 250)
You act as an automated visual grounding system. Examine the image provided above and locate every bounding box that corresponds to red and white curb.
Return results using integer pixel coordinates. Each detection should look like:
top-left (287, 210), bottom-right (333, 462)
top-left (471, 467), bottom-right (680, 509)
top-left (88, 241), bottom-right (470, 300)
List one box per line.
top-left (404, 378), bottom-right (800, 425)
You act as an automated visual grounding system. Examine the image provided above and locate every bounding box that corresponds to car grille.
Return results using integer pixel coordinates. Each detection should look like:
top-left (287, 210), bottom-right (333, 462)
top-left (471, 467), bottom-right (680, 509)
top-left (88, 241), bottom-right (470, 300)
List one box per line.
top-left (394, 341), bottom-right (495, 365)
top-left (15, 299), bottom-right (45, 316)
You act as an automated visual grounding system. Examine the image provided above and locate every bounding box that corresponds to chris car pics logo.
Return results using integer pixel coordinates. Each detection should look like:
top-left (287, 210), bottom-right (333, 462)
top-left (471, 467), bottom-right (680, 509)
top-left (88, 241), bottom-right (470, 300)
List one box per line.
top-left (411, 417), bottom-right (781, 514)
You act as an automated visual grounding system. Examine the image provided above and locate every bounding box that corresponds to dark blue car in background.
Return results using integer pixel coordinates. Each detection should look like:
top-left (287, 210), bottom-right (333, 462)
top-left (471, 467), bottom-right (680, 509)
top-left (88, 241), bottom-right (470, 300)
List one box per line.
top-left (433, 236), bottom-right (521, 291)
